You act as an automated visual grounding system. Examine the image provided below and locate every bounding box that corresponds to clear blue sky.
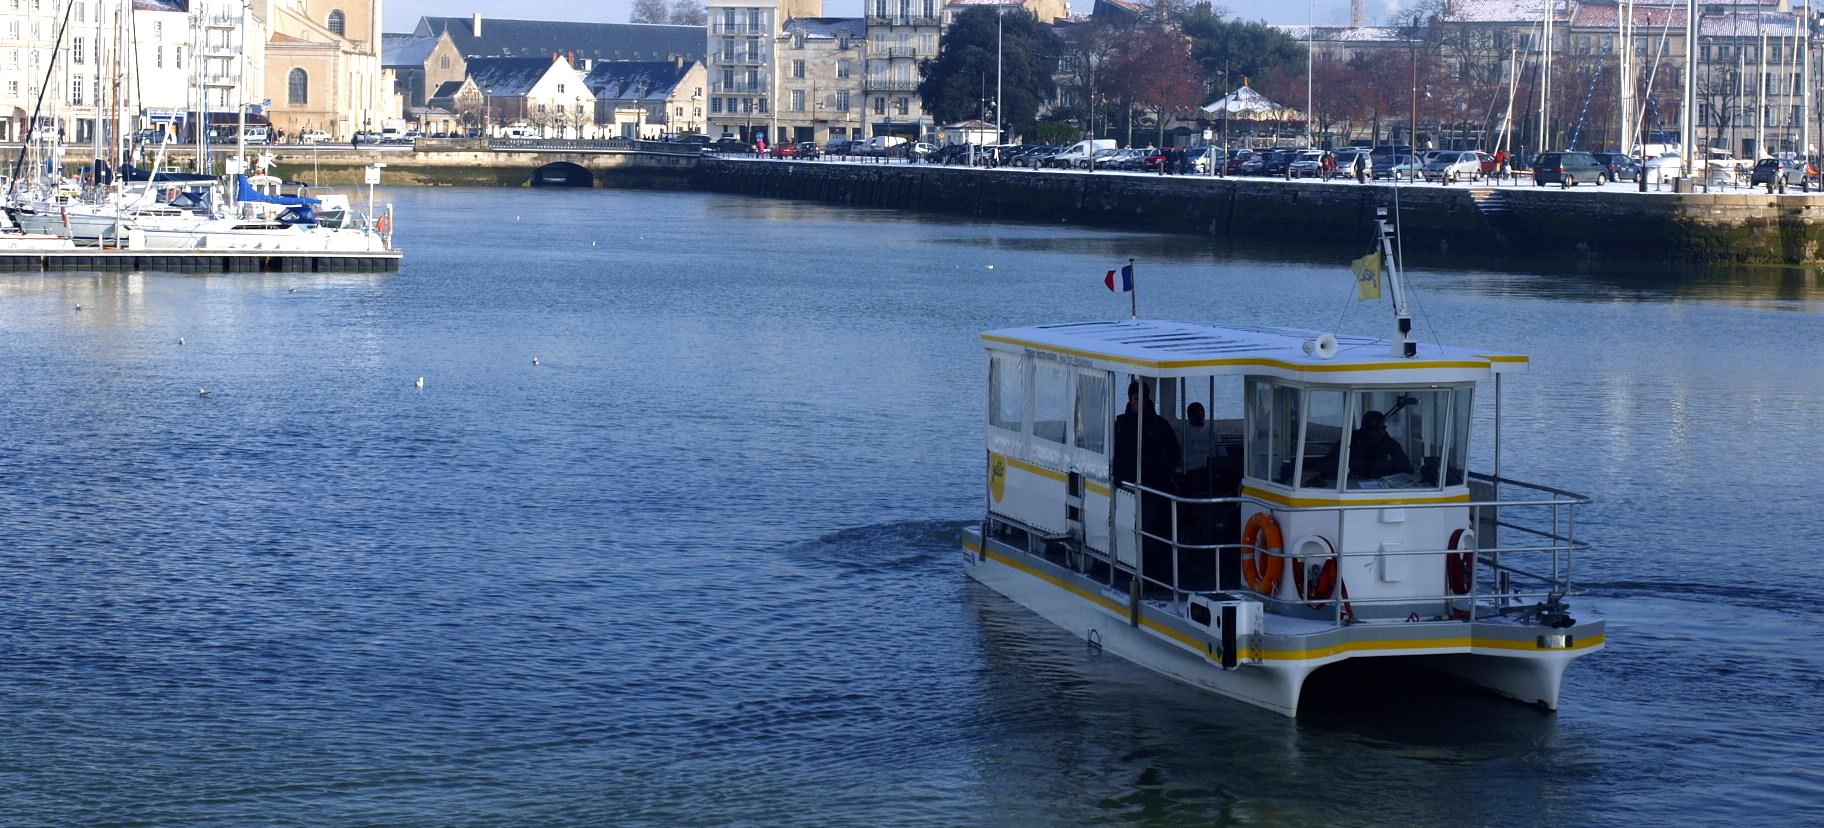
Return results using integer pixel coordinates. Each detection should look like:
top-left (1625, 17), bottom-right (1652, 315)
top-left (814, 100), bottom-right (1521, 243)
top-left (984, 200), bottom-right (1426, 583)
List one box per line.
top-left (382, 0), bottom-right (1390, 34)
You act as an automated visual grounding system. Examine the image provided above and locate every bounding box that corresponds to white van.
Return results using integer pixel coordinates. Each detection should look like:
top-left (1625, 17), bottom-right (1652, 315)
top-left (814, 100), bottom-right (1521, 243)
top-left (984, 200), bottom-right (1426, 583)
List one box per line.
top-left (861, 135), bottom-right (908, 156)
top-left (500, 126), bottom-right (538, 139)
top-left (1052, 138), bottom-right (1117, 168)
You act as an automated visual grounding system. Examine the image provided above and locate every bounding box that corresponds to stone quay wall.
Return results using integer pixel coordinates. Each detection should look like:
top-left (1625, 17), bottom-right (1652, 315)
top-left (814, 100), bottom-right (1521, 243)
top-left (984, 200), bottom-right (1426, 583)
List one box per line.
top-left (688, 158), bottom-right (1824, 265)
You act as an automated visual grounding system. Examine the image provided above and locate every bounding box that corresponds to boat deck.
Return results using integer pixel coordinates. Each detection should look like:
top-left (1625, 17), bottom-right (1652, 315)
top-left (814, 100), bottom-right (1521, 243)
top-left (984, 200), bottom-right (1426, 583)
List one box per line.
top-left (0, 248), bottom-right (402, 273)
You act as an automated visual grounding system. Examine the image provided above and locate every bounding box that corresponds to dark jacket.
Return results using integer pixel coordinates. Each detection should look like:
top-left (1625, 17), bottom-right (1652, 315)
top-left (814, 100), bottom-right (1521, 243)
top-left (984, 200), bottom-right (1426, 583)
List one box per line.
top-left (1113, 406), bottom-right (1181, 490)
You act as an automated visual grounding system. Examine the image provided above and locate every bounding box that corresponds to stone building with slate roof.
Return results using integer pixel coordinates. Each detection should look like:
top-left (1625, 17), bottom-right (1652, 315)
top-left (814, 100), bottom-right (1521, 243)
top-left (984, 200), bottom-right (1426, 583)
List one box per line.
top-left (774, 17), bottom-right (865, 144)
top-left (586, 58), bottom-right (708, 138)
top-left (409, 14), bottom-right (705, 63)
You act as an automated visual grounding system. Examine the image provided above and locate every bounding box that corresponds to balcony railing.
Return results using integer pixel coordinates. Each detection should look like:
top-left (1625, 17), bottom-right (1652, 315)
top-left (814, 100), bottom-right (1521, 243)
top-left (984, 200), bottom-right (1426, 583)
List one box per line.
top-left (865, 14), bottom-right (941, 26)
top-left (711, 22), bottom-right (762, 33)
top-left (886, 46), bottom-right (918, 58)
top-left (713, 80), bottom-right (768, 93)
top-left (714, 53), bottom-right (767, 66)
top-left (865, 79), bottom-right (920, 92)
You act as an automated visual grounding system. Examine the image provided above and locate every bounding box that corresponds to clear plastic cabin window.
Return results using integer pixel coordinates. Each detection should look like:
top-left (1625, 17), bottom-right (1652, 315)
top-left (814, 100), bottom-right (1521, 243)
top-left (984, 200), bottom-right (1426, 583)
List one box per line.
top-left (1032, 362), bottom-right (1069, 445)
top-left (988, 353), bottom-right (1023, 432)
top-left (1245, 379), bottom-right (1272, 482)
top-left (1448, 390), bottom-right (1471, 486)
top-left (1301, 389), bottom-right (1347, 489)
top-left (1075, 371), bottom-right (1109, 453)
top-left (1346, 389), bottom-right (1448, 490)
top-left (1244, 380), bottom-right (1303, 486)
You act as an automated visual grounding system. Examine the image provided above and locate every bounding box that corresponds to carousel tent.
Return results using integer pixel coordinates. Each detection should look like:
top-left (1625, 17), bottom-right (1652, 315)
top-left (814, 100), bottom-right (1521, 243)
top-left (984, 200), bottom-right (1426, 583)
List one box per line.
top-left (1200, 85), bottom-right (1297, 121)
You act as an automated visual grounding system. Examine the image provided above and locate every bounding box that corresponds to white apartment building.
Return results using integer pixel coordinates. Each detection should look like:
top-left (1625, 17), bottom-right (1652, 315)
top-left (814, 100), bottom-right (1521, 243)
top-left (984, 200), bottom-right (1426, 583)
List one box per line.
top-left (706, 0), bottom-right (820, 142)
top-left (0, 0), bottom-right (265, 146)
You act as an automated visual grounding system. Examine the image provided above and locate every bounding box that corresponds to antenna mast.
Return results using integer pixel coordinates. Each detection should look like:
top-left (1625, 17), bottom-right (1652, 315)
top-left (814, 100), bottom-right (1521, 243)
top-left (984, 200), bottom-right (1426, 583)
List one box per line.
top-left (1374, 207), bottom-right (1416, 358)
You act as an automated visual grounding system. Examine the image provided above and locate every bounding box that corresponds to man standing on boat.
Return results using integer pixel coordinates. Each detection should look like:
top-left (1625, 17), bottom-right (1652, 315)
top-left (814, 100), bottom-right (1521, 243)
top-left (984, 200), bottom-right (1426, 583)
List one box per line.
top-left (1113, 381), bottom-right (1181, 588)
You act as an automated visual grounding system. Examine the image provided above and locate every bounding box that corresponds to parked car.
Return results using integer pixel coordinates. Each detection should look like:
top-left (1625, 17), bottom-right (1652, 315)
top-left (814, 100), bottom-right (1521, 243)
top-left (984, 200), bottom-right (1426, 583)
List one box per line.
top-left (1591, 152), bottom-right (1641, 182)
top-left (1333, 147), bottom-right (1372, 176)
top-left (767, 142), bottom-right (800, 158)
top-left (1373, 154), bottom-right (1419, 180)
top-left (1532, 150), bottom-right (1609, 187)
top-left (1750, 156), bottom-right (1805, 188)
top-left (902, 141), bottom-right (937, 161)
top-left (1287, 149), bottom-right (1325, 178)
top-left (1053, 138), bottom-right (1117, 168)
top-left (676, 134), bottom-right (711, 145)
top-left (709, 136), bottom-right (749, 152)
top-left (298, 129), bottom-right (330, 144)
top-left (794, 141), bottom-right (821, 159)
top-left (1422, 150), bottom-right (1482, 182)
top-left (1260, 147), bottom-right (1304, 177)
top-left (1223, 148), bottom-right (1256, 175)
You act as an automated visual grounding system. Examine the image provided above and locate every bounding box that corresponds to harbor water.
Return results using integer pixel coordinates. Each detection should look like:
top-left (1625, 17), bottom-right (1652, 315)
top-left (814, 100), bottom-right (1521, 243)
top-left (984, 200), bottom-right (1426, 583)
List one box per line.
top-left (1, 187), bottom-right (1820, 825)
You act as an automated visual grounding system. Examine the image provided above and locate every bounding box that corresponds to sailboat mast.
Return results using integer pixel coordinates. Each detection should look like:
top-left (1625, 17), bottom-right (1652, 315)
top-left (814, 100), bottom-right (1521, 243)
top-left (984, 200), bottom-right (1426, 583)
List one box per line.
top-left (1627, 0), bottom-right (1641, 157)
top-left (1539, 0), bottom-right (1553, 153)
top-left (1682, 0), bottom-right (1697, 177)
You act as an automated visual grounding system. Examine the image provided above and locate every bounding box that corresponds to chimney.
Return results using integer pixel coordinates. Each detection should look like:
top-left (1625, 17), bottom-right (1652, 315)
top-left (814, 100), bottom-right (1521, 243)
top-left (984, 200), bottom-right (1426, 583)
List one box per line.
top-left (1350, 0), bottom-right (1362, 28)
top-left (566, 50), bottom-right (575, 67)
top-left (471, 13), bottom-right (482, 37)
top-left (675, 54), bottom-right (685, 69)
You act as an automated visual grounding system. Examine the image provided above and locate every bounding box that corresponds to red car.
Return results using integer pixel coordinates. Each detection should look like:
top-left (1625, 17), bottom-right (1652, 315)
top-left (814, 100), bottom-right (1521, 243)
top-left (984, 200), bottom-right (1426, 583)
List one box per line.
top-left (768, 142), bottom-right (799, 159)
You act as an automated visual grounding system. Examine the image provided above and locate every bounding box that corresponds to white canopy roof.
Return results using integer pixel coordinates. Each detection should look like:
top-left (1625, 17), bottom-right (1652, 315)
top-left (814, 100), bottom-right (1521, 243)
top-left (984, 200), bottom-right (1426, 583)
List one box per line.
top-left (1201, 85), bottom-right (1294, 120)
top-left (982, 320), bottom-right (1527, 383)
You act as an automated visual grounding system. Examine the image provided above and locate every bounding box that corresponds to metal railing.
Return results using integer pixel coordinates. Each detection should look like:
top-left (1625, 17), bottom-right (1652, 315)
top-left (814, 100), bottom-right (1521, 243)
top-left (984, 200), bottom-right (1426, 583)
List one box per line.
top-left (485, 137), bottom-right (702, 156)
top-left (865, 79), bottom-right (920, 92)
top-left (1092, 472), bottom-right (1588, 626)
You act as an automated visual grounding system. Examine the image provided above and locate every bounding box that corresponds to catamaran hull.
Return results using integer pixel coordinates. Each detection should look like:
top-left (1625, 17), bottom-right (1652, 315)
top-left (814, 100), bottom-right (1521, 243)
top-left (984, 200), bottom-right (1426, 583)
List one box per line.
top-left (962, 527), bottom-right (1603, 717)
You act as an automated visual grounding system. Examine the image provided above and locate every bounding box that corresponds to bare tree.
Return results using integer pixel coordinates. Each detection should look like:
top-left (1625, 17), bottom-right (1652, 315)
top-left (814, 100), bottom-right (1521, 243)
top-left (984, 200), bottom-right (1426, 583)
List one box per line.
top-left (630, 0), bottom-right (669, 24)
top-left (667, 0), bottom-right (707, 26)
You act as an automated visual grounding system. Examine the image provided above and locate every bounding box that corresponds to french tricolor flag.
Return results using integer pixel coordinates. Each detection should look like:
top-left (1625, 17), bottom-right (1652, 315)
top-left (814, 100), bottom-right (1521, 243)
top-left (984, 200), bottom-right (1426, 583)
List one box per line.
top-left (1104, 263), bottom-right (1134, 293)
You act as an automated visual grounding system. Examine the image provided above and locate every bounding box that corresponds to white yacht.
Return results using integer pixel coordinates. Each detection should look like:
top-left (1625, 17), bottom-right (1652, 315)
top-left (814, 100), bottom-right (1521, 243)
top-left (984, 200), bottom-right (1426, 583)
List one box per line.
top-left (962, 210), bottom-right (1604, 717)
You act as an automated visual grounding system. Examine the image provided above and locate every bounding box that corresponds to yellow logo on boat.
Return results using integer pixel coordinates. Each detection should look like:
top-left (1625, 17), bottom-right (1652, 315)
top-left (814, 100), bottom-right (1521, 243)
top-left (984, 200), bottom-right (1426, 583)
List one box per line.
top-left (989, 455), bottom-right (1007, 502)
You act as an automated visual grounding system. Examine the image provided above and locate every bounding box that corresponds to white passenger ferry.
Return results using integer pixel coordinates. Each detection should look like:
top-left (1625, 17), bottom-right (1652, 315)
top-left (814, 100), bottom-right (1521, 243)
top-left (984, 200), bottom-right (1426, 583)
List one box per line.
top-left (962, 211), bottom-right (1604, 717)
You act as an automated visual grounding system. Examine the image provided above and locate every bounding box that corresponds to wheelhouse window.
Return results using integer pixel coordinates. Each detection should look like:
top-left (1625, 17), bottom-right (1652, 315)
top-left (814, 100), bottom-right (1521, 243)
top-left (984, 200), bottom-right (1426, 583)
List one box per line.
top-left (1032, 362), bottom-right (1068, 444)
top-left (988, 352), bottom-right (1022, 432)
top-left (1343, 388), bottom-right (1461, 490)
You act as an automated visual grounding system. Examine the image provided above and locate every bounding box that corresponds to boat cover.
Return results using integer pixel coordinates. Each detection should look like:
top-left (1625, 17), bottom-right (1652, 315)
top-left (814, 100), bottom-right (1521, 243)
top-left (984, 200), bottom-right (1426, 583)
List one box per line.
top-left (236, 174), bottom-right (320, 206)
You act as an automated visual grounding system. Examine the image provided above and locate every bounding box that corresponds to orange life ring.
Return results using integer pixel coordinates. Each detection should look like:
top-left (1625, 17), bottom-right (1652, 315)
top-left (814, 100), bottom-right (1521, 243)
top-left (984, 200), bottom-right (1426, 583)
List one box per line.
top-left (1445, 528), bottom-right (1476, 594)
top-left (1292, 538), bottom-right (1338, 609)
top-left (1240, 512), bottom-right (1284, 595)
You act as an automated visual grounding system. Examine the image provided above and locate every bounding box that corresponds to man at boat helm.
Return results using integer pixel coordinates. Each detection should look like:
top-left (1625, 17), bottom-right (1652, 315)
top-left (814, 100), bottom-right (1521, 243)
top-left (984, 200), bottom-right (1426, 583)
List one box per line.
top-left (1113, 381), bottom-right (1181, 586)
top-left (1346, 410), bottom-right (1414, 483)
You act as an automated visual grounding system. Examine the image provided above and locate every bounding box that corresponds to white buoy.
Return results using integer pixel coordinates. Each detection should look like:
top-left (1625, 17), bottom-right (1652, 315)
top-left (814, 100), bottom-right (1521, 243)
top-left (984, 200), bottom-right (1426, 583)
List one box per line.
top-left (591, 241), bottom-right (597, 246)
top-left (532, 356), bottom-right (540, 366)
top-left (414, 376), bottom-right (425, 389)
top-left (985, 265), bottom-right (994, 270)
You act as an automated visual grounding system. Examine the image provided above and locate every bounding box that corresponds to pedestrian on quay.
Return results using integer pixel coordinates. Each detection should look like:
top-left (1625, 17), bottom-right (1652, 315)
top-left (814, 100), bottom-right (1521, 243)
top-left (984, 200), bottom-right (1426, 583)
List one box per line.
top-left (1494, 149), bottom-right (1509, 185)
top-left (1352, 151), bottom-right (1368, 183)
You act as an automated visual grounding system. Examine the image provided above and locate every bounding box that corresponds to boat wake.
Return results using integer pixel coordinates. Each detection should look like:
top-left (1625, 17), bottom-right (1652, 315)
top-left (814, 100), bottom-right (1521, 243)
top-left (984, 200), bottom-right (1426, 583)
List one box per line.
top-left (773, 518), bottom-right (971, 575)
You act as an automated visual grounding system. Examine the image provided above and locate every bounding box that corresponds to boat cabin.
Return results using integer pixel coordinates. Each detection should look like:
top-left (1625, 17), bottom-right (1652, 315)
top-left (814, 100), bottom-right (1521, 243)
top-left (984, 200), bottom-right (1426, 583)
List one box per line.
top-left (981, 320), bottom-right (1528, 620)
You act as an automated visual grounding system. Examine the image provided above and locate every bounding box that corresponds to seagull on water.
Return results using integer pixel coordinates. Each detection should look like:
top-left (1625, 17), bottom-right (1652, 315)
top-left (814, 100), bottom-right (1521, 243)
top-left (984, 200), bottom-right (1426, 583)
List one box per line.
top-left (532, 356), bottom-right (540, 366)
top-left (198, 388), bottom-right (212, 398)
top-left (288, 287), bottom-right (298, 293)
top-left (178, 337), bottom-right (186, 345)
top-left (73, 303), bottom-right (82, 311)
top-left (414, 376), bottom-right (425, 389)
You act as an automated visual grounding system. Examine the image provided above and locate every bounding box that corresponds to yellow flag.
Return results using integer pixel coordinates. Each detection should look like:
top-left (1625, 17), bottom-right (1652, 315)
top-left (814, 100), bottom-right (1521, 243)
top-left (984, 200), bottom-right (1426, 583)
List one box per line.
top-left (1351, 250), bottom-right (1383, 301)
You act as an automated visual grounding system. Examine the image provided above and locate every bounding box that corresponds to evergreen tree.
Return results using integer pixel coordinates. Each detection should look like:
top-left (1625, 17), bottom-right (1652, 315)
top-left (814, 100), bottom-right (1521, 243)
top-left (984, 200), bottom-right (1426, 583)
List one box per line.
top-left (916, 8), bottom-right (1061, 140)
